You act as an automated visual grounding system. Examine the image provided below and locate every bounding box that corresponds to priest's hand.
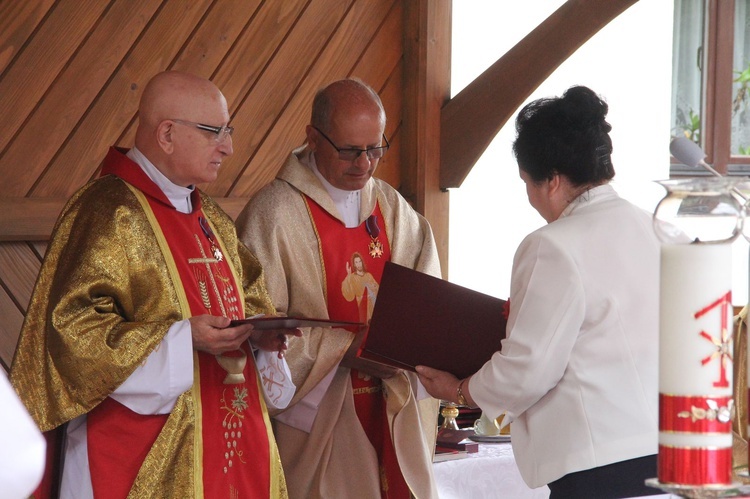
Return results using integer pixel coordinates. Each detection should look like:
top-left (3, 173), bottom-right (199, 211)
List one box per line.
top-left (416, 365), bottom-right (475, 407)
top-left (339, 326), bottom-right (400, 379)
top-left (190, 315), bottom-right (254, 355)
top-left (249, 327), bottom-right (303, 358)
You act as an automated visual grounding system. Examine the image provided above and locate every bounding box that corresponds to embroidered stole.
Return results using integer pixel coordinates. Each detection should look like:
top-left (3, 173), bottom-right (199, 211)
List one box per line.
top-left (304, 196), bottom-right (410, 498)
top-left (87, 160), bottom-right (274, 498)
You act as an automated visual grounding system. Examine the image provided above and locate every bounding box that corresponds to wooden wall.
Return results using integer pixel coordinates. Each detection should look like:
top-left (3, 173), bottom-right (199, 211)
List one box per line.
top-left (0, 0), bottom-right (451, 371)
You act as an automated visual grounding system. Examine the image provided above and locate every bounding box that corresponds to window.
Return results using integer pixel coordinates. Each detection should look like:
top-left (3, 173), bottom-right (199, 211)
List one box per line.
top-left (671, 0), bottom-right (750, 176)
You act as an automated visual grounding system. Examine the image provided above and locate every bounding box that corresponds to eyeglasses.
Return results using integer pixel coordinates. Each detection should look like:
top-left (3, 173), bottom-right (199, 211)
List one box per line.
top-left (170, 119), bottom-right (234, 143)
top-left (312, 126), bottom-right (389, 161)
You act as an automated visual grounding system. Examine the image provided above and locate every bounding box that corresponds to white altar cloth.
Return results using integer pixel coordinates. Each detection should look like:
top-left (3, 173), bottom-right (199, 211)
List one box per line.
top-left (433, 442), bottom-right (549, 499)
top-left (432, 442), bottom-right (674, 498)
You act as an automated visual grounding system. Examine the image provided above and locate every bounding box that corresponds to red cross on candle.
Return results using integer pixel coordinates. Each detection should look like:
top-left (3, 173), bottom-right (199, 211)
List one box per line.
top-left (695, 290), bottom-right (732, 388)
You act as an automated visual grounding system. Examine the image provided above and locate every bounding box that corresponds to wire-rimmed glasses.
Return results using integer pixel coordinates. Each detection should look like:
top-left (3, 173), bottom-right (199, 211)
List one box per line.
top-left (170, 118), bottom-right (234, 143)
top-left (312, 126), bottom-right (389, 161)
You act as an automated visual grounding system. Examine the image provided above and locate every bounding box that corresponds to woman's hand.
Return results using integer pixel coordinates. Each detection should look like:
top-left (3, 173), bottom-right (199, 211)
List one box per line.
top-left (416, 365), bottom-right (475, 406)
top-left (415, 365), bottom-right (458, 400)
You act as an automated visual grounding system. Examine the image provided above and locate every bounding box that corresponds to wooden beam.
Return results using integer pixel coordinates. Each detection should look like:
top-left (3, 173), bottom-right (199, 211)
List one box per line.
top-left (402, 0), bottom-right (452, 278)
top-left (0, 197), bottom-right (251, 241)
top-left (440, 0), bottom-right (639, 189)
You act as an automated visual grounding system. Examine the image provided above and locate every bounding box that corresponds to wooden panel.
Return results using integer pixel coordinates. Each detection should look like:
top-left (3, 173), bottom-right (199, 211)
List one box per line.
top-left (0, 288), bottom-right (24, 372)
top-left (213, 0), bottom-right (310, 113)
top-left (31, 242), bottom-right (48, 259)
top-left (367, 63), bottom-right (405, 190)
top-left (403, 0), bottom-right (452, 277)
top-left (351, 0), bottom-right (404, 136)
top-left (0, 0), bottom-right (110, 155)
top-left (209, 0), bottom-right (356, 196)
top-left (0, 198), bottom-right (66, 241)
top-left (230, 0), bottom-right (395, 197)
top-left (377, 127), bottom-right (402, 189)
top-left (0, 242), bottom-right (41, 370)
top-left (350, 0), bottom-right (403, 85)
top-left (31, 0), bottom-right (215, 198)
top-left (0, 0), bottom-right (56, 75)
top-left (0, 243), bottom-right (42, 313)
top-left (1, 0), bottom-right (163, 197)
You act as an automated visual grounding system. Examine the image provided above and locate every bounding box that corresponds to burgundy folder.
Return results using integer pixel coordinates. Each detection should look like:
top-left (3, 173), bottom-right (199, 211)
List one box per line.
top-left (229, 316), bottom-right (363, 329)
top-left (358, 261), bottom-right (507, 379)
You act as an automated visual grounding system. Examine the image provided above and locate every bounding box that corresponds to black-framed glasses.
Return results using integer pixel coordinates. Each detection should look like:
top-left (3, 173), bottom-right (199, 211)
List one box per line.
top-left (170, 119), bottom-right (234, 143)
top-left (312, 126), bottom-right (389, 161)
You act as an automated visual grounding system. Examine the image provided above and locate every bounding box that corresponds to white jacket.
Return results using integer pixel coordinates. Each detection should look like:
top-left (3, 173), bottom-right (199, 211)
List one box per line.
top-left (470, 184), bottom-right (660, 488)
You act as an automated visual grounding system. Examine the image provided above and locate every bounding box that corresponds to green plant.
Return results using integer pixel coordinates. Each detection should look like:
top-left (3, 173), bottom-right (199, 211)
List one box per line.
top-left (734, 63), bottom-right (750, 113)
top-left (679, 108), bottom-right (701, 144)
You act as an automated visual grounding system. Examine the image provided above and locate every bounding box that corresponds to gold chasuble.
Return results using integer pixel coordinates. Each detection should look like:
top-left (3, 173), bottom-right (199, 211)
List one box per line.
top-left (304, 197), bottom-right (410, 499)
top-left (10, 148), bottom-right (286, 498)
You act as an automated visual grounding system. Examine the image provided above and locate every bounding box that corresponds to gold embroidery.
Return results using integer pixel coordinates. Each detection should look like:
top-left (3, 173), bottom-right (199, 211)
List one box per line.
top-left (191, 233), bottom-right (228, 317)
top-left (193, 268), bottom-right (211, 311)
top-left (220, 387), bottom-right (249, 473)
top-left (217, 268), bottom-right (240, 319)
top-left (380, 464), bottom-right (389, 493)
top-left (215, 351), bottom-right (247, 384)
top-left (352, 386), bottom-right (381, 395)
top-left (188, 257), bottom-right (217, 264)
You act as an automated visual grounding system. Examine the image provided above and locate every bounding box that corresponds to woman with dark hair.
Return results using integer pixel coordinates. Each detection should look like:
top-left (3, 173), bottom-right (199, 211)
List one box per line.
top-left (418, 86), bottom-right (661, 498)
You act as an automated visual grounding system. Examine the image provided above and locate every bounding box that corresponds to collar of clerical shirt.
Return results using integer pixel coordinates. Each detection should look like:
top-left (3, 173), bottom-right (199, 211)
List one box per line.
top-left (308, 153), bottom-right (361, 229)
top-left (126, 147), bottom-right (194, 214)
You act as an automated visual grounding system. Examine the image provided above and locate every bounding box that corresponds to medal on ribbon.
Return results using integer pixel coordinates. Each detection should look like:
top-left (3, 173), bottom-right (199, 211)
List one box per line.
top-left (199, 216), bottom-right (224, 262)
top-left (365, 215), bottom-right (384, 258)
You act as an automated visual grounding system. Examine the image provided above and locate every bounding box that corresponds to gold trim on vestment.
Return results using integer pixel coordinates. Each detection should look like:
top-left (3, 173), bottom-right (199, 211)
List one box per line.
top-left (302, 194), bottom-right (328, 305)
top-left (192, 350), bottom-right (205, 498)
top-left (125, 184), bottom-right (192, 317)
top-left (124, 184), bottom-right (203, 495)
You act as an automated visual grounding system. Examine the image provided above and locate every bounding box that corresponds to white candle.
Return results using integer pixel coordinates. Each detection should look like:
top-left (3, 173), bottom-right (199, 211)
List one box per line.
top-left (659, 243), bottom-right (734, 486)
top-left (660, 243), bottom-right (733, 395)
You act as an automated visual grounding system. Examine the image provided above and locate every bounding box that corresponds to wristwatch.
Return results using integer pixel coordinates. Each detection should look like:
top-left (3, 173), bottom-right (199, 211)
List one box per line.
top-left (456, 379), bottom-right (467, 406)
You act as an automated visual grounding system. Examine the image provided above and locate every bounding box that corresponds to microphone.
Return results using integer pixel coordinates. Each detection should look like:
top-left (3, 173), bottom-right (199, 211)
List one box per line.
top-left (669, 136), bottom-right (725, 177)
top-left (669, 136), bottom-right (747, 201)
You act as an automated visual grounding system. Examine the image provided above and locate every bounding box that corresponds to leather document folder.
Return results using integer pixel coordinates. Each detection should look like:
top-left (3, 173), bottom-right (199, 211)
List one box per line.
top-left (358, 261), bottom-right (507, 379)
top-left (229, 316), bottom-right (363, 329)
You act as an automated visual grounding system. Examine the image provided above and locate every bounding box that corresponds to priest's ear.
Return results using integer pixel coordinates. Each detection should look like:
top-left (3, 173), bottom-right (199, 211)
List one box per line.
top-left (305, 124), bottom-right (319, 154)
top-left (155, 120), bottom-right (176, 154)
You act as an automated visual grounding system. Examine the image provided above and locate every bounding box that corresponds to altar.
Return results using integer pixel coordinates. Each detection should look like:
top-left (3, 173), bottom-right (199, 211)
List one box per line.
top-left (432, 442), bottom-right (549, 499)
top-left (432, 443), bottom-right (673, 498)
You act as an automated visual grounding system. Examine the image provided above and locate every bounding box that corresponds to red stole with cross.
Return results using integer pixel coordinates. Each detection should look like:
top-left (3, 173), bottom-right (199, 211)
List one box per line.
top-left (304, 196), bottom-right (411, 499)
top-left (86, 150), bottom-right (272, 498)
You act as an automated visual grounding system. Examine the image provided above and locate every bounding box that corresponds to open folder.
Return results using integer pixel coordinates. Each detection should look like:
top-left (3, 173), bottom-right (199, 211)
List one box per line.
top-left (358, 261), bottom-right (507, 379)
